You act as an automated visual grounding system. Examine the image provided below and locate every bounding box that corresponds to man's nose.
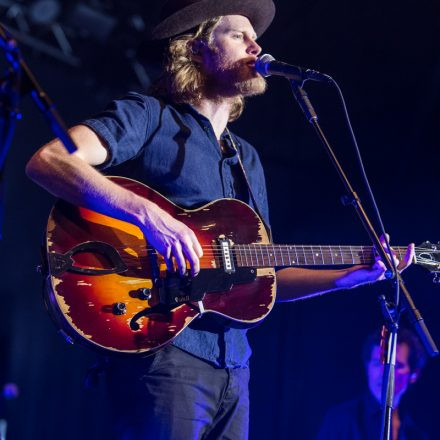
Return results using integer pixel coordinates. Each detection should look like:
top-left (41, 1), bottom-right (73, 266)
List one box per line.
top-left (248, 40), bottom-right (262, 56)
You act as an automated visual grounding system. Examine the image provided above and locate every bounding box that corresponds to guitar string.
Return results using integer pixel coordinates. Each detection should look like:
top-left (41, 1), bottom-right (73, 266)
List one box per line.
top-left (77, 249), bottom-right (434, 270)
top-left (102, 246), bottom-right (425, 260)
top-left (106, 244), bottom-right (418, 252)
top-left (102, 248), bottom-right (426, 262)
top-left (103, 248), bottom-right (424, 265)
top-left (109, 251), bottom-right (405, 262)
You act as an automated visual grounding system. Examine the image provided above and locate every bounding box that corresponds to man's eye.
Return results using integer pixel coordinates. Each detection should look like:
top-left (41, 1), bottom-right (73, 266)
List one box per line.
top-left (233, 33), bottom-right (243, 39)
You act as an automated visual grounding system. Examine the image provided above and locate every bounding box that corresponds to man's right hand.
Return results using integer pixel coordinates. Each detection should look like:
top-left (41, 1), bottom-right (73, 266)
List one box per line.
top-left (139, 203), bottom-right (203, 277)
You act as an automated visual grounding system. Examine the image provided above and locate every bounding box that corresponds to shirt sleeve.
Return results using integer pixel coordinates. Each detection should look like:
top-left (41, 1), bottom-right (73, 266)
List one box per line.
top-left (81, 92), bottom-right (158, 169)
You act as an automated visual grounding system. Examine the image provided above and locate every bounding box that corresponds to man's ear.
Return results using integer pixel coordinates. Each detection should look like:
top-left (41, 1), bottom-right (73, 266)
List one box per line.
top-left (188, 39), bottom-right (205, 63)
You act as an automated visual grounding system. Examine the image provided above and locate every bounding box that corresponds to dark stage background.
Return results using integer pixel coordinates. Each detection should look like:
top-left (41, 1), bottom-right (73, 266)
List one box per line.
top-left (1, 1), bottom-right (439, 439)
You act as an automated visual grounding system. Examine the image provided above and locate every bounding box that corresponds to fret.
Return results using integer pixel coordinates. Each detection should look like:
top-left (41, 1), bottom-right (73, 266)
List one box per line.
top-left (341, 248), bottom-right (350, 264)
top-left (252, 244), bottom-right (257, 266)
top-left (236, 245), bottom-right (242, 267)
top-left (288, 246), bottom-right (293, 265)
top-left (268, 246), bottom-right (274, 266)
top-left (311, 246), bottom-right (316, 265)
top-left (280, 245), bottom-right (285, 266)
top-left (330, 246), bottom-right (335, 265)
top-left (266, 245), bottom-right (271, 266)
top-left (338, 245), bottom-right (343, 264)
top-left (287, 246), bottom-right (294, 265)
top-left (349, 246), bottom-right (355, 264)
top-left (299, 245), bottom-right (306, 265)
top-left (319, 245), bottom-right (324, 265)
top-left (244, 244), bottom-right (249, 267)
top-left (252, 244), bottom-right (256, 265)
top-left (257, 244), bottom-right (263, 266)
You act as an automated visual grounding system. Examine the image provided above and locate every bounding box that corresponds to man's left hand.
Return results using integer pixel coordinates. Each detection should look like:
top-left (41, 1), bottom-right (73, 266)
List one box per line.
top-left (337, 235), bottom-right (415, 289)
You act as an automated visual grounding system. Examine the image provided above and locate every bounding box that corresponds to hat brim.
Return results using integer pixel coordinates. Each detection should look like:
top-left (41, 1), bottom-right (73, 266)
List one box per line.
top-left (151, 0), bottom-right (275, 40)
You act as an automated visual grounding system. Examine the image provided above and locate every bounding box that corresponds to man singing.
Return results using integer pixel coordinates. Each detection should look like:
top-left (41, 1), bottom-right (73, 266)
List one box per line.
top-left (25, 0), bottom-right (414, 438)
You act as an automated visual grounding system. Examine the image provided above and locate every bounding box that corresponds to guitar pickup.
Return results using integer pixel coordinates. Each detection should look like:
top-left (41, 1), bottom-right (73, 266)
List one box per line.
top-left (218, 236), bottom-right (235, 274)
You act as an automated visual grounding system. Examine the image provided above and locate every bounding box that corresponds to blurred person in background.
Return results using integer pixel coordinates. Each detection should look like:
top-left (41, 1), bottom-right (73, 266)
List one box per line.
top-left (316, 328), bottom-right (428, 440)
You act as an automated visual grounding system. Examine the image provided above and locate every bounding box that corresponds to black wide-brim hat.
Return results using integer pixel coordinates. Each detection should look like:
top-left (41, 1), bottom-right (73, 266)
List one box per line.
top-left (151, 0), bottom-right (276, 40)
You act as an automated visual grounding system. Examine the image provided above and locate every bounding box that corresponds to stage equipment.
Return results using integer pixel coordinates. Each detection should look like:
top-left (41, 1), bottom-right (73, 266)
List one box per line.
top-left (0, 22), bottom-right (77, 236)
top-left (0, 1), bottom-right (161, 90)
top-left (255, 53), bottom-right (330, 83)
top-left (260, 55), bottom-right (439, 440)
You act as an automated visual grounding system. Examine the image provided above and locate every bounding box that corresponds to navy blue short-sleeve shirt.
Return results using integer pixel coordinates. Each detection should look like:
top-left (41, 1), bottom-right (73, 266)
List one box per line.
top-left (82, 92), bottom-right (270, 368)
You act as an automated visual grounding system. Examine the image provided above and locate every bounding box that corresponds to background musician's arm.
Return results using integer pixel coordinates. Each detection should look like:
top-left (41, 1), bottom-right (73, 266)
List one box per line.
top-left (25, 124), bottom-right (203, 275)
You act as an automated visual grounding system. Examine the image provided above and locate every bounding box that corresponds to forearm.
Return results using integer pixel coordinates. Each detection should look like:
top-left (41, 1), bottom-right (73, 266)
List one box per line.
top-left (26, 138), bottom-right (153, 227)
top-left (275, 266), bottom-right (368, 302)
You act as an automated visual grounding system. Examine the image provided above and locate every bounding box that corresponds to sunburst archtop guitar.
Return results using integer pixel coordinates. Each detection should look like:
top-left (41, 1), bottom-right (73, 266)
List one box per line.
top-left (43, 176), bottom-right (440, 355)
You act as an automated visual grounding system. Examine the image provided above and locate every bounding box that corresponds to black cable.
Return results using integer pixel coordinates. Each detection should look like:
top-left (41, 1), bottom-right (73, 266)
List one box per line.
top-left (327, 76), bottom-right (401, 312)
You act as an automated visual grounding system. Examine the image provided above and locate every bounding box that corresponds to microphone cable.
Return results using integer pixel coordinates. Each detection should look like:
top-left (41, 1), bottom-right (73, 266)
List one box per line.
top-left (325, 76), bottom-right (401, 311)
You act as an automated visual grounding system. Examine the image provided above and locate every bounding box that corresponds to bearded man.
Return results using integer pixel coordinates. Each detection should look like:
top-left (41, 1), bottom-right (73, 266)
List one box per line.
top-left (25, 1), bottom-right (414, 439)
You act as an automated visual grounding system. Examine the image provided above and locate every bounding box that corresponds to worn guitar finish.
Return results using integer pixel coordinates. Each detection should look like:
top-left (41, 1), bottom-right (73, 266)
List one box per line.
top-left (45, 176), bottom-right (276, 355)
top-left (44, 177), bottom-right (440, 355)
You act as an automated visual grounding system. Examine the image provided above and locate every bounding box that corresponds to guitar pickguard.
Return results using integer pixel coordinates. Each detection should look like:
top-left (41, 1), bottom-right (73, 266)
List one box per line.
top-left (158, 268), bottom-right (257, 306)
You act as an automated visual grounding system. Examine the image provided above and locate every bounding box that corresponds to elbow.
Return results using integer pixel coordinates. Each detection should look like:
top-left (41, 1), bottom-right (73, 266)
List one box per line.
top-left (25, 151), bottom-right (42, 182)
top-left (25, 144), bottom-right (59, 183)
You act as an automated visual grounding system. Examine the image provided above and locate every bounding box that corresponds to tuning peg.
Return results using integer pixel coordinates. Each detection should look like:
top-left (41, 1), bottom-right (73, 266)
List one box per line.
top-left (433, 273), bottom-right (440, 284)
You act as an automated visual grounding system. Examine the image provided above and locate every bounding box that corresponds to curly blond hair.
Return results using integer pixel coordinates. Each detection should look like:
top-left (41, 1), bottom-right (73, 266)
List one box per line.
top-left (151, 17), bottom-right (245, 122)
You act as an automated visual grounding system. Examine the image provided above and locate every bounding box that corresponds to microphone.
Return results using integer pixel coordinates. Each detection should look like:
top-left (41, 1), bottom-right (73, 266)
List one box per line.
top-left (255, 54), bottom-right (331, 83)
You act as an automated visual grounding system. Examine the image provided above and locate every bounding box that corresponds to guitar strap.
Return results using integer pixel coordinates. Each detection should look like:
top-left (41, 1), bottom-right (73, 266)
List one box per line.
top-left (225, 127), bottom-right (272, 242)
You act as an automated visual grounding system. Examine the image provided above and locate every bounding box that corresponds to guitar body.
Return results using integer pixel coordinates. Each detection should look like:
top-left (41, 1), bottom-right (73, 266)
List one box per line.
top-left (44, 176), bottom-right (276, 355)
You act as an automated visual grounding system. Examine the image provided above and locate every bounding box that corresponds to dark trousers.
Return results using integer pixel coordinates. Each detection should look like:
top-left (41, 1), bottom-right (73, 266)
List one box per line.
top-left (106, 345), bottom-right (250, 440)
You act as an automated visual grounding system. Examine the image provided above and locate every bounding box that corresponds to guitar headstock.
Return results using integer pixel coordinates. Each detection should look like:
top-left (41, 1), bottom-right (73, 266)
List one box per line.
top-left (416, 241), bottom-right (440, 283)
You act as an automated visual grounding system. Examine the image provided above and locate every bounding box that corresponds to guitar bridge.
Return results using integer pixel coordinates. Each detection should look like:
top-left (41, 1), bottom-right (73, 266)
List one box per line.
top-left (218, 235), bottom-right (235, 274)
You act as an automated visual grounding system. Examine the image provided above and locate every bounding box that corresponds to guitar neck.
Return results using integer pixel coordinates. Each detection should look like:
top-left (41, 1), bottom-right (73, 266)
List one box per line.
top-left (233, 244), bottom-right (410, 268)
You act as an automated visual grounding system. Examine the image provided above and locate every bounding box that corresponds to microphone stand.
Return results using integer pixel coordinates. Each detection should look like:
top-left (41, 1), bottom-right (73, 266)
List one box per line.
top-left (377, 296), bottom-right (398, 440)
top-left (288, 79), bottom-right (439, 440)
top-left (0, 22), bottom-right (77, 238)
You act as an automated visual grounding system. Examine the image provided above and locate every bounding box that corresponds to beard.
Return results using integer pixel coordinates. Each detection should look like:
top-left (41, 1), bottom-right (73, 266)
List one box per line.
top-left (204, 52), bottom-right (267, 98)
top-left (234, 75), bottom-right (267, 97)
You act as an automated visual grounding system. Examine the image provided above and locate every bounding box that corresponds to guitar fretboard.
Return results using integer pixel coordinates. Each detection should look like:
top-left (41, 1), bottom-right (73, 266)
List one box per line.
top-left (233, 245), bottom-right (408, 268)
